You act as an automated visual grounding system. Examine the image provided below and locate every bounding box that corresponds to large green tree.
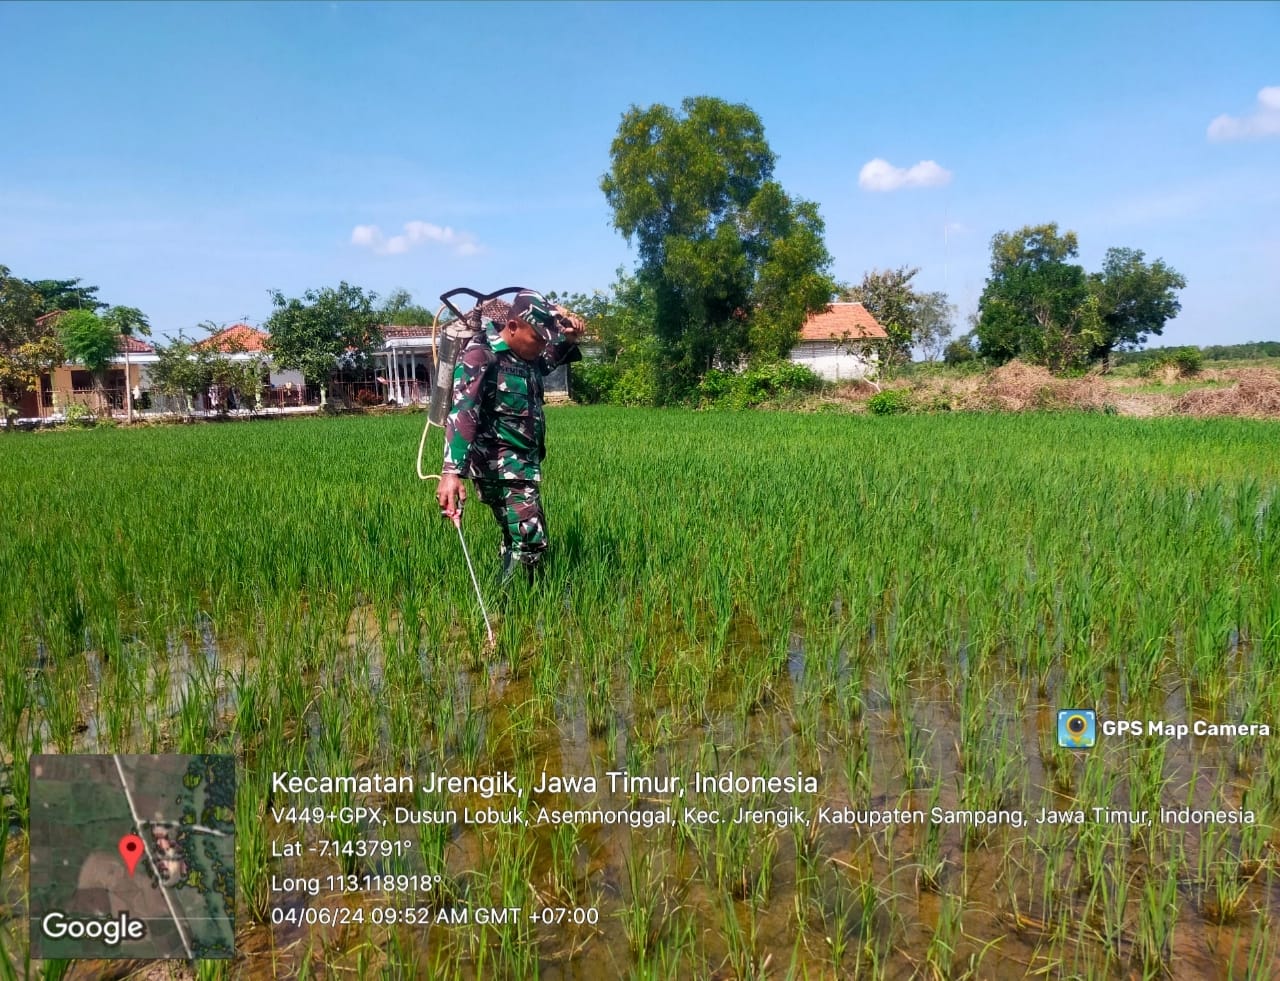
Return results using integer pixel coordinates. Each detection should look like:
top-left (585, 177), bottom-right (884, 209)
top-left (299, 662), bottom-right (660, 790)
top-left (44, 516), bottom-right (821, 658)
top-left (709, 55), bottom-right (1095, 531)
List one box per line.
top-left (975, 225), bottom-right (1185, 372)
top-left (841, 266), bottom-right (954, 368)
top-left (265, 283), bottom-right (381, 405)
top-left (1, 265), bottom-right (63, 421)
top-left (380, 288), bottom-right (438, 327)
top-left (30, 278), bottom-right (105, 314)
top-left (974, 224), bottom-right (1101, 372)
top-left (601, 96), bottom-right (836, 401)
top-left (1087, 247), bottom-right (1186, 360)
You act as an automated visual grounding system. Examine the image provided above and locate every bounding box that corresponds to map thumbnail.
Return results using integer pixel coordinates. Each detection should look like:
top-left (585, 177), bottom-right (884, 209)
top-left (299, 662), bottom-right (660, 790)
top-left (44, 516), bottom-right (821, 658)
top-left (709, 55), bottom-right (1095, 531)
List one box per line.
top-left (29, 754), bottom-right (235, 960)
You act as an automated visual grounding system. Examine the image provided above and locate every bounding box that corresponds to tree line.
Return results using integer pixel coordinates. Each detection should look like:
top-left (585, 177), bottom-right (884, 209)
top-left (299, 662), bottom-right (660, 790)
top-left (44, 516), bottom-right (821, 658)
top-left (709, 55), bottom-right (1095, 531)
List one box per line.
top-left (571, 98), bottom-right (1188, 405)
top-left (1112, 341), bottom-right (1280, 366)
top-left (1, 268), bottom-right (437, 418)
top-left (4, 95), bottom-right (1198, 418)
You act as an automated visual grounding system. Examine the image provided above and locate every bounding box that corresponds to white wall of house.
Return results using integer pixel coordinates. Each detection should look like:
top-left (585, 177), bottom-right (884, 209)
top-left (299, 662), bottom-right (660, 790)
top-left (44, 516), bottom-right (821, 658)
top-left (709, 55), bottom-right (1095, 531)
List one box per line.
top-left (789, 341), bottom-right (880, 381)
top-left (268, 368), bottom-right (304, 388)
top-left (133, 358), bottom-right (302, 390)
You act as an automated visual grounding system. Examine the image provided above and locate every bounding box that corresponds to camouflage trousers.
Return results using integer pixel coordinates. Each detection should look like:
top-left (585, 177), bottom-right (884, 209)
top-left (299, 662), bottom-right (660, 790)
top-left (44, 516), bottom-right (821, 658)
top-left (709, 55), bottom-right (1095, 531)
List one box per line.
top-left (474, 479), bottom-right (548, 580)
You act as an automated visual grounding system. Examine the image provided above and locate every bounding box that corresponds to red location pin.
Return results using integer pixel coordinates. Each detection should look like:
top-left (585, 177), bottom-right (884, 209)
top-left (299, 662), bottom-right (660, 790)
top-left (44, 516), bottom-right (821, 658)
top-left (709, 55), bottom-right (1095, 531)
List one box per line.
top-left (118, 834), bottom-right (145, 877)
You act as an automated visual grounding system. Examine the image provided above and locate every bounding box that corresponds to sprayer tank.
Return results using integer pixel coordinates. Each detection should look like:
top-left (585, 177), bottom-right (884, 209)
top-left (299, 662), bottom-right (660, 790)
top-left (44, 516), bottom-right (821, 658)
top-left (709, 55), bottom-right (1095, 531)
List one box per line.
top-left (427, 324), bottom-right (479, 427)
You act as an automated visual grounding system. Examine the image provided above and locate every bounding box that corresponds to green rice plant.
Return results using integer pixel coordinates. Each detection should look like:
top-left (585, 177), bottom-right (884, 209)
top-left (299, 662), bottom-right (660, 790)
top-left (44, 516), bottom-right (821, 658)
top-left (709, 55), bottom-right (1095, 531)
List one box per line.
top-left (194, 960), bottom-right (232, 981)
top-left (0, 926), bottom-right (23, 981)
top-left (548, 820), bottom-right (579, 898)
top-left (842, 724), bottom-right (871, 803)
top-left (1197, 823), bottom-right (1250, 925)
top-left (1134, 843), bottom-right (1182, 973)
top-left (924, 892), bottom-right (963, 981)
top-left (718, 892), bottom-right (768, 981)
top-left (236, 770), bottom-right (272, 923)
top-left (1242, 909), bottom-right (1279, 980)
top-left (899, 711), bottom-right (930, 790)
top-left (620, 845), bottom-right (661, 958)
top-left (4, 409), bottom-right (1280, 977)
top-left (1094, 847), bottom-right (1133, 964)
top-left (747, 828), bottom-right (780, 908)
top-left (916, 783), bottom-right (946, 893)
top-left (791, 809), bottom-right (823, 914)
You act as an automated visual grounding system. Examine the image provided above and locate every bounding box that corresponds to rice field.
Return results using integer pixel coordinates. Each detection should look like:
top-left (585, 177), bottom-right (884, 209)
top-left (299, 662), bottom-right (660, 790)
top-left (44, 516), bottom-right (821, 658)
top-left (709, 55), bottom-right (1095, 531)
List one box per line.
top-left (1, 407), bottom-right (1279, 979)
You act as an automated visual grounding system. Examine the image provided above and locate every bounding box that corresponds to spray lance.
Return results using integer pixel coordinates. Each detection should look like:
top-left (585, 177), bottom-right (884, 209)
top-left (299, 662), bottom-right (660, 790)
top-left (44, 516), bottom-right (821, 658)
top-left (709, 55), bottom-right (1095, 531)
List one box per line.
top-left (416, 287), bottom-right (538, 647)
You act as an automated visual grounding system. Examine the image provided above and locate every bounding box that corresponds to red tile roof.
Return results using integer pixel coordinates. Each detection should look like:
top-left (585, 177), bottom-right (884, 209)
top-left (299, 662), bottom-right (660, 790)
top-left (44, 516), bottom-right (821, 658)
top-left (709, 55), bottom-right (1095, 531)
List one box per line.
top-left (118, 335), bottom-right (155, 354)
top-left (380, 324), bottom-right (436, 339)
top-left (798, 303), bottom-right (888, 342)
top-left (197, 324), bottom-right (268, 353)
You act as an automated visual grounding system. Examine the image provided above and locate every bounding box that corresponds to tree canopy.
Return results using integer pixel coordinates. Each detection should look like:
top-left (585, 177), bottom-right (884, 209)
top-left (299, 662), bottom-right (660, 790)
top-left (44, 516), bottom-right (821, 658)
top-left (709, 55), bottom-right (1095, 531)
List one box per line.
top-left (1, 265), bottom-right (63, 409)
top-left (57, 309), bottom-right (119, 376)
top-left (974, 224), bottom-right (1185, 371)
top-left (264, 283), bottom-right (382, 388)
top-left (380, 288), bottom-right (438, 327)
top-left (1088, 247), bottom-right (1187, 359)
top-left (841, 267), bottom-right (955, 368)
top-left (601, 96), bottom-right (837, 401)
top-left (29, 278), bottom-right (105, 314)
top-left (102, 305), bottom-right (152, 341)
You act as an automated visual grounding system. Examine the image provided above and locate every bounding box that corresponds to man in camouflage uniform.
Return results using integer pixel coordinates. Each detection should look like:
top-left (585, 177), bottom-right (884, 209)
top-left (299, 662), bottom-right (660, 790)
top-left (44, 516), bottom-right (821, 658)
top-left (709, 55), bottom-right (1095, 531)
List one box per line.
top-left (436, 290), bottom-right (583, 585)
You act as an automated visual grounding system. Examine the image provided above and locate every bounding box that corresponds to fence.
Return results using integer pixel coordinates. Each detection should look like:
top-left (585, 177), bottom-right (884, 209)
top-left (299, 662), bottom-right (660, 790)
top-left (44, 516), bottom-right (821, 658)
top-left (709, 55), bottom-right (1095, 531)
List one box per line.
top-left (10, 371), bottom-right (574, 423)
top-left (9, 383), bottom-right (439, 423)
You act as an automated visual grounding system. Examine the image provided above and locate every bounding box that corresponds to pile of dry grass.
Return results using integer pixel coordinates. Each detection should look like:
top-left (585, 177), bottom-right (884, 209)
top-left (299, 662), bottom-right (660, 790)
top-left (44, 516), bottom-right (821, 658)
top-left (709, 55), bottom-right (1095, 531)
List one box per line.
top-left (1175, 369), bottom-right (1280, 418)
top-left (955, 360), bottom-right (1112, 412)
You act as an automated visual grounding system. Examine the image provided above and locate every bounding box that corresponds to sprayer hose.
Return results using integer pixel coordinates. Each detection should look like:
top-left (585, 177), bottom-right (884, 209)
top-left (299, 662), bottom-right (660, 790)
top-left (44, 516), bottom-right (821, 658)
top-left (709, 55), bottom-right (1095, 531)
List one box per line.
top-left (418, 302), bottom-right (451, 482)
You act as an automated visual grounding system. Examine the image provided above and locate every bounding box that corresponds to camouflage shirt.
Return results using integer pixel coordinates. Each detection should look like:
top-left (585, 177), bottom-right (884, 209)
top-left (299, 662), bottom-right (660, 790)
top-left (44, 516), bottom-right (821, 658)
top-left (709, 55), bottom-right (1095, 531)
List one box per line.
top-left (442, 317), bottom-right (581, 482)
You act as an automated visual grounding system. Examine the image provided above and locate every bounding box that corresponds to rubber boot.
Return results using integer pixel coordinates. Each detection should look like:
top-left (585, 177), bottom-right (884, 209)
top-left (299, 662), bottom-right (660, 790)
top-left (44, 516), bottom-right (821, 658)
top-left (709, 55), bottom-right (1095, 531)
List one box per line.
top-left (499, 548), bottom-right (519, 590)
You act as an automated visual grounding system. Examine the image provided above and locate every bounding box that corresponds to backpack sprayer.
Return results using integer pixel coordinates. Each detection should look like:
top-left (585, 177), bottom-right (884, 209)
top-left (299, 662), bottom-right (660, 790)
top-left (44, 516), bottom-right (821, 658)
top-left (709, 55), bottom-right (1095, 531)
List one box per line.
top-left (417, 287), bottom-right (532, 646)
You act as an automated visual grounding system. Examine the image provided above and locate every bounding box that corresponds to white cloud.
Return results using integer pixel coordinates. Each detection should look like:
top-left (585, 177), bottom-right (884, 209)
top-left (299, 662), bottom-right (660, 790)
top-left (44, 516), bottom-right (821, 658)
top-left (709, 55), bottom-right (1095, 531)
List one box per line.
top-left (350, 224), bottom-right (380, 247)
top-left (858, 158), bottom-right (953, 192)
top-left (350, 220), bottom-right (483, 256)
top-left (1207, 86), bottom-right (1280, 142)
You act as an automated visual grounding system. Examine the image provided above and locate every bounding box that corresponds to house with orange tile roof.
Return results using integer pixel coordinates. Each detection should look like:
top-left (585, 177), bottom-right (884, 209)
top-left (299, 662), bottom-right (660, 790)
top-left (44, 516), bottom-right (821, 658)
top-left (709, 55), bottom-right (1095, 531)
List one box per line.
top-left (789, 302), bottom-right (889, 381)
top-left (17, 313), bottom-right (159, 418)
top-left (196, 324), bottom-right (270, 355)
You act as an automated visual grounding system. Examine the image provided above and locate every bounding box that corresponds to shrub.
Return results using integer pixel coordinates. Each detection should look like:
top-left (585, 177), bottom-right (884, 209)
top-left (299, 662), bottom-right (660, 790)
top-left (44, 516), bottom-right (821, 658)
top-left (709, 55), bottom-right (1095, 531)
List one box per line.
top-left (1171, 347), bottom-right (1203, 377)
top-left (699, 360), bottom-right (823, 409)
top-left (571, 361), bottom-right (621, 404)
top-left (944, 337), bottom-right (979, 365)
top-left (1142, 346), bottom-right (1203, 380)
top-left (612, 364), bottom-right (659, 407)
top-left (868, 389), bottom-right (912, 415)
top-left (62, 401), bottom-right (95, 426)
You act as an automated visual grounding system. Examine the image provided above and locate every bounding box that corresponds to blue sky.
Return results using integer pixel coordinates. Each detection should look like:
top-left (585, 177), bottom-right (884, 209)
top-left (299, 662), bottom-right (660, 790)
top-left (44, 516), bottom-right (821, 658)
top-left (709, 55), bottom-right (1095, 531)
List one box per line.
top-left (3, 1), bottom-right (1277, 347)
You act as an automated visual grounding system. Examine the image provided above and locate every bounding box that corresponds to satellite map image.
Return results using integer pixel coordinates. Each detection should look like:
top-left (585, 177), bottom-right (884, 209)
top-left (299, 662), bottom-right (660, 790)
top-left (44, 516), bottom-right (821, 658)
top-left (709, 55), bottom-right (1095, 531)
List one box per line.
top-left (28, 754), bottom-right (235, 960)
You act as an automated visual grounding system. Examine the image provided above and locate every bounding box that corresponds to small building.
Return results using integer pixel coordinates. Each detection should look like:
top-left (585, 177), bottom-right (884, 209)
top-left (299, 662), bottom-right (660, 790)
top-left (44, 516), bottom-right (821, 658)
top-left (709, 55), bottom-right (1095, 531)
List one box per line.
top-left (789, 303), bottom-right (888, 381)
top-left (185, 324), bottom-right (302, 411)
top-left (18, 313), bottom-right (157, 418)
top-left (374, 325), bottom-right (435, 405)
top-left (369, 318), bottom-right (570, 406)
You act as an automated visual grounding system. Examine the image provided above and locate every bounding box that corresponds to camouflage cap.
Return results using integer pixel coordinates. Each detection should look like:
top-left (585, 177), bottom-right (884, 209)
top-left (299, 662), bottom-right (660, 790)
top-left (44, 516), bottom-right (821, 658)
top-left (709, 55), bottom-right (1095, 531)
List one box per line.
top-left (506, 290), bottom-right (555, 341)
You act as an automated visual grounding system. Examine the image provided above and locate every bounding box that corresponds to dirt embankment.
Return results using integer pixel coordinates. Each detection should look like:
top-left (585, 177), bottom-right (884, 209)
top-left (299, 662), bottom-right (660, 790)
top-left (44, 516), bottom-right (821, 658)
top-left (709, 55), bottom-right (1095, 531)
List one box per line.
top-left (819, 361), bottom-right (1280, 419)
